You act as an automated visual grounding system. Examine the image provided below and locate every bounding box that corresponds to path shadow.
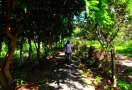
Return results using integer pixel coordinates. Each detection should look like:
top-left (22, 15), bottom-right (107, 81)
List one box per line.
top-left (38, 53), bottom-right (94, 90)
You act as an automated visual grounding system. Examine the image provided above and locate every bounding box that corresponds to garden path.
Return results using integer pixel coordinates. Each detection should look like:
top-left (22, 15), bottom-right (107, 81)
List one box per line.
top-left (16, 52), bottom-right (132, 90)
top-left (115, 54), bottom-right (132, 84)
top-left (17, 52), bottom-right (95, 90)
top-left (45, 52), bottom-right (95, 90)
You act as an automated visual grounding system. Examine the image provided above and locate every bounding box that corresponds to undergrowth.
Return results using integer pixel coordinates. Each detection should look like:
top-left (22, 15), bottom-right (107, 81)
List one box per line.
top-left (117, 75), bottom-right (132, 90)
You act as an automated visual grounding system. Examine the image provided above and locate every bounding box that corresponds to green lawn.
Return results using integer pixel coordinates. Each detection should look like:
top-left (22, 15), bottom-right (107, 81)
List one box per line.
top-left (85, 40), bottom-right (132, 57)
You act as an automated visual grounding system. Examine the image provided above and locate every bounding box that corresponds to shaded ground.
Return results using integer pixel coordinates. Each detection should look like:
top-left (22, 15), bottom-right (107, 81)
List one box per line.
top-left (47, 54), bottom-right (94, 90)
top-left (9, 52), bottom-right (132, 90)
top-left (14, 52), bottom-right (95, 90)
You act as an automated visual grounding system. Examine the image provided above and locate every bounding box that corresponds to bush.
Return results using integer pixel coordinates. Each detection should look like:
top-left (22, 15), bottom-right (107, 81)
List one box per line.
top-left (84, 59), bottom-right (94, 68)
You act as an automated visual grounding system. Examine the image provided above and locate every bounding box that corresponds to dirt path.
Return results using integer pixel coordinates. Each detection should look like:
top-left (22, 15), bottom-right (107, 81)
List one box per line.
top-left (45, 52), bottom-right (95, 90)
top-left (115, 54), bottom-right (132, 67)
top-left (16, 52), bottom-right (95, 90)
top-left (115, 54), bottom-right (132, 84)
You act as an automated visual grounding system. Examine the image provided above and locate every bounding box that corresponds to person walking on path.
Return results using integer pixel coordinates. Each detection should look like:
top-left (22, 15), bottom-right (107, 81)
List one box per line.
top-left (65, 40), bottom-right (72, 60)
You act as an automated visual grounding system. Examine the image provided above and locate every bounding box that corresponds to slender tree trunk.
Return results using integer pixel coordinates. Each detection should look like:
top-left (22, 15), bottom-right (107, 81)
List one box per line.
top-left (28, 36), bottom-right (32, 61)
top-left (34, 31), bottom-right (41, 64)
top-left (50, 32), bottom-right (52, 50)
top-left (44, 35), bottom-right (48, 56)
top-left (111, 48), bottom-right (117, 87)
top-left (37, 38), bottom-right (40, 61)
top-left (0, 34), bottom-right (18, 89)
top-left (55, 40), bottom-right (58, 50)
top-left (37, 31), bottom-right (41, 64)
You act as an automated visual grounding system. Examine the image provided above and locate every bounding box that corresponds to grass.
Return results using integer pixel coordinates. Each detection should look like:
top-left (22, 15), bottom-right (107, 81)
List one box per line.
top-left (85, 40), bottom-right (102, 49)
top-left (1, 40), bottom-right (131, 62)
top-left (115, 40), bottom-right (132, 57)
top-left (84, 40), bottom-right (132, 57)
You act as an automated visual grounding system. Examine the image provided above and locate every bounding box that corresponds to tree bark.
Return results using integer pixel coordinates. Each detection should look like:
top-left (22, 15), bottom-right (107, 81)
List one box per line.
top-left (37, 34), bottom-right (40, 63)
top-left (50, 32), bottom-right (52, 50)
top-left (28, 36), bottom-right (32, 61)
top-left (34, 30), bottom-right (41, 64)
top-left (111, 48), bottom-right (117, 87)
top-left (0, 27), bottom-right (19, 89)
top-left (0, 0), bottom-right (22, 89)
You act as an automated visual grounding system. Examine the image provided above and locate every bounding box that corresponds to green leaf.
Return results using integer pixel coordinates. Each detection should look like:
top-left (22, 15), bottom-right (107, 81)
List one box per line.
top-left (127, 0), bottom-right (132, 15)
top-left (90, 13), bottom-right (96, 19)
top-left (84, 0), bottom-right (90, 16)
top-left (109, 29), bottom-right (116, 35)
top-left (90, 6), bottom-right (100, 11)
top-left (91, 0), bottom-right (99, 5)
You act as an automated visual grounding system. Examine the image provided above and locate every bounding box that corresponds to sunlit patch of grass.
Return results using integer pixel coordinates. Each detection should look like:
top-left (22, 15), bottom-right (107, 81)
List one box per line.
top-left (85, 41), bottom-right (101, 49)
top-left (116, 41), bottom-right (132, 57)
top-left (116, 46), bottom-right (124, 50)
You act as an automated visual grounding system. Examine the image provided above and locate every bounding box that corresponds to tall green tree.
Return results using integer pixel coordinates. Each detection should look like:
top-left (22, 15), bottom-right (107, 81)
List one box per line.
top-left (0, 0), bottom-right (23, 89)
top-left (0, 0), bottom-right (85, 88)
top-left (82, 0), bottom-right (132, 87)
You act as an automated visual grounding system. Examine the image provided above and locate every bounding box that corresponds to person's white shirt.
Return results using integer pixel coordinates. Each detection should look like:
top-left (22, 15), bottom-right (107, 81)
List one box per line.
top-left (66, 44), bottom-right (72, 53)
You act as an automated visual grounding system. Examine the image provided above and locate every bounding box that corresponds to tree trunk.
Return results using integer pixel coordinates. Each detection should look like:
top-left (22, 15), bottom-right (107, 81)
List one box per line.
top-left (111, 48), bottom-right (117, 87)
top-left (37, 38), bottom-right (40, 62)
top-left (37, 31), bottom-right (41, 64)
top-left (0, 37), bottom-right (18, 89)
top-left (50, 32), bottom-right (52, 50)
top-left (28, 36), bottom-right (32, 61)
top-left (34, 31), bottom-right (41, 64)
top-left (0, 0), bottom-right (21, 87)
top-left (43, 43), bottom-right (47, 56)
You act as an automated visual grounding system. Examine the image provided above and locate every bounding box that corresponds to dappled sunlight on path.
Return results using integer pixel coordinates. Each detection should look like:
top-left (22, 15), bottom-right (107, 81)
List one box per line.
top-left (115, 54), bottom-right (132, 85)
top-left (47, 52), bottom-right (95, 90)
top-left (115, 54), bottom-right (132, 67)
top-left (120, 61), bottom-right (132, 67)
top-left (14, 53), bottom-right (132, 90)
top-left (15, 52), bottom-right (95, 90)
